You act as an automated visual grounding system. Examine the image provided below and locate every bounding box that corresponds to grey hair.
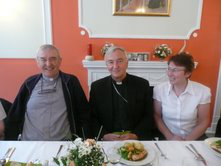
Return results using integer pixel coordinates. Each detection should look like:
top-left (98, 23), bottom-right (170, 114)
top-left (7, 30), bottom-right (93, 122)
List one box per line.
top-left (104, 46), bottom-right (127, 59)
top-left (36, 44), bottom-right (61, 59)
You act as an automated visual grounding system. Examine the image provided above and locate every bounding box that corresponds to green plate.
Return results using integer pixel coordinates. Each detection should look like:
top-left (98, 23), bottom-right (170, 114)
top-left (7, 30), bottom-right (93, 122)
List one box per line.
top-left (5, 161), bottom-right (42, 166)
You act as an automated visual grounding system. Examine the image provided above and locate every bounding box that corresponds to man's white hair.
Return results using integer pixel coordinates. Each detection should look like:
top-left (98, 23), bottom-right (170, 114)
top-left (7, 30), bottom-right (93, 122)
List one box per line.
top-left (104, 46), bottom-right (127, 59)
top-left (36, 44), bottom-right (61, 59)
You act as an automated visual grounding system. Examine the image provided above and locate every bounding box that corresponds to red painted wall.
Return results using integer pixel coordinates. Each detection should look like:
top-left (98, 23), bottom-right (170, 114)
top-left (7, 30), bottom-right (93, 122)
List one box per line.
top-left (0, 0), bottom-right (220, 119)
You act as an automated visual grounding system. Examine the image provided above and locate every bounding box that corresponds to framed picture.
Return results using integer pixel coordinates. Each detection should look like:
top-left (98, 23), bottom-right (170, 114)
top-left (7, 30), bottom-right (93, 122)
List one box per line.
top-left (113, 0), bottom-right (171, 16)
top-left (127, 52), bottom-right (149, 61)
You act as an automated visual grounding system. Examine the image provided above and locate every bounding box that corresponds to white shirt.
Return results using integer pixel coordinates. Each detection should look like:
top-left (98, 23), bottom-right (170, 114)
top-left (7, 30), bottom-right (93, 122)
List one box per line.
top-left (153, 80), bottom-right (211, 138)
top-left (0, 102), bottom-right (6, 120)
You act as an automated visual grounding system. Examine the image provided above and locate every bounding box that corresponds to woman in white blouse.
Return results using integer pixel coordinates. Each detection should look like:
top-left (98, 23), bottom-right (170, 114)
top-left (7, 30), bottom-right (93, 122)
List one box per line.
top-left (0, 101), bottom-right (7, 139)
top-left (153, 52), bottom-right (211, 140)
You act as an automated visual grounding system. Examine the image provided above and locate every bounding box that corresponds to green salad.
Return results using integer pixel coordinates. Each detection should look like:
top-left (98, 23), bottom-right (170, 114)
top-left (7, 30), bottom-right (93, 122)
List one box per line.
top-left (117, 142), bottom-right (147, 161)
top-left (211, 139), bottom-right (221, 153)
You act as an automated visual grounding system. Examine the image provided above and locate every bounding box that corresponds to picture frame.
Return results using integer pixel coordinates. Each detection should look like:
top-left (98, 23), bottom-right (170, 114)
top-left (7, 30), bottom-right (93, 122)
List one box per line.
top-left (113, 0), bottom-right (171, 16)
top-left (127, 52), bottom-right (150, 61)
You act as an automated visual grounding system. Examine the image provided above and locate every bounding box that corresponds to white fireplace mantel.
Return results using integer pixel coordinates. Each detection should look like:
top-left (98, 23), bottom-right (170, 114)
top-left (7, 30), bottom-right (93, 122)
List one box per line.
top-left (82, 60), bottom-right (168, 88)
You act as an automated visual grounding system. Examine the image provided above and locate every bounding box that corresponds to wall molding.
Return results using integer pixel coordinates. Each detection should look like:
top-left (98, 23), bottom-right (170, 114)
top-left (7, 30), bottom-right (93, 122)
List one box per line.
top-left (78, 0), bottom-right (203, 39)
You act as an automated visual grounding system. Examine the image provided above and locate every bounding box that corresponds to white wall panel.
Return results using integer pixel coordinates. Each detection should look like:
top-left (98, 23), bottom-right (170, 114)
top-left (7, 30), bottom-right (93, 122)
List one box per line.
top-left (0, 0), bottom-right (52, 58)
top-left (79, 0), bottom-right (203, 39)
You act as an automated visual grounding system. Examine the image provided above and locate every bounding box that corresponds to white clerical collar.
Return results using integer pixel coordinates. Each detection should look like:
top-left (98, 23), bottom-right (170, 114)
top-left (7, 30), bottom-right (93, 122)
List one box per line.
top-left (42, 74), bottom-right (59, 82)
top-left (116, 81), bottom-right (122, 85)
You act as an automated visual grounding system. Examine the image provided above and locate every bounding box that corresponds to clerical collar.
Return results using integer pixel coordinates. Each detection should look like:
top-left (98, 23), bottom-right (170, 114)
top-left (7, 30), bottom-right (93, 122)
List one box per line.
top-left (112, 74), bottom-right (128, 85)
top-left (42, 74), bottom-right (59, 82)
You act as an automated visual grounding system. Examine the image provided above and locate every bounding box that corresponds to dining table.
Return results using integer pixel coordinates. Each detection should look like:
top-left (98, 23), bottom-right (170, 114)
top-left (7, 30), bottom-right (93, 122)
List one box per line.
top-left (0, 140), bottom-right (220, 166)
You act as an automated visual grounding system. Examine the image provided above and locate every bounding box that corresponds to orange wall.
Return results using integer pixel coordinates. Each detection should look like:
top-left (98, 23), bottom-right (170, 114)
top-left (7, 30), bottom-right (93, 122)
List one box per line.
top-left (0, 0), bottom-right (221, 118)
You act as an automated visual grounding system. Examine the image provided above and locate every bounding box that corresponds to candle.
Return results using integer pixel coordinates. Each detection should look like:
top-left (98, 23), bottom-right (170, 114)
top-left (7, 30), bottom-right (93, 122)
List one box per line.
top-left (87, 44), bottom-right (92, 55)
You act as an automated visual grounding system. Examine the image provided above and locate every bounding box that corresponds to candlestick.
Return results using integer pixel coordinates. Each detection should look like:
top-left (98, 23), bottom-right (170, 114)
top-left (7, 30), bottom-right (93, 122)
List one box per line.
top-left (87, 44), bottom-right (92, 55)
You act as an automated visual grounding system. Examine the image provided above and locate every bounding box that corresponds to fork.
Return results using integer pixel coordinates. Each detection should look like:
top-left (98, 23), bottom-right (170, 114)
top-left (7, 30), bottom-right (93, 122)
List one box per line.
top-left (154, 143), bottom-right (168, 159)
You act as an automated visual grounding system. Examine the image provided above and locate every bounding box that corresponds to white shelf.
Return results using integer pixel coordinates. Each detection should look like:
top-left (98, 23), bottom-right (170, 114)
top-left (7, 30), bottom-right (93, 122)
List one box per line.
top-left (82, 60), bottom-right (168, 87)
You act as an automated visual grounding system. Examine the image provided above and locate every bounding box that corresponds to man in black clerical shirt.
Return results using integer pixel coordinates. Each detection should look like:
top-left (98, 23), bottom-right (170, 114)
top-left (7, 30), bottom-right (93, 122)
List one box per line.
top-left (89, 46), bottom-right (154, 141)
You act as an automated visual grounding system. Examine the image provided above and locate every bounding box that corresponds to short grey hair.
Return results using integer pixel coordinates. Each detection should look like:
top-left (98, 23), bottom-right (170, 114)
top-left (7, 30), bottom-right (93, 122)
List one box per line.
top-left (104, 46), bottom-right (127, 58)
top-left (36, 44), bottom-right (61, 59)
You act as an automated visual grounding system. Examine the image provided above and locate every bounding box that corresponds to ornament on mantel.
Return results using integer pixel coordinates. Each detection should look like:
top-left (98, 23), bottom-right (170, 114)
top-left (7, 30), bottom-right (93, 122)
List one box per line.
top-left (101, 42), bottom-right (114, 57)
top-left (85, 43), bottom-right (94, 61)
top-left (154, 44), bottom-right (172, 61)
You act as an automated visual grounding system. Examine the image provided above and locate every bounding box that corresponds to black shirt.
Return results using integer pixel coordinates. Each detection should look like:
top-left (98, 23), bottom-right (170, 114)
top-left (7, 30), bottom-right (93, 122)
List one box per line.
top-left (112, 76), bottom-right (130, 131)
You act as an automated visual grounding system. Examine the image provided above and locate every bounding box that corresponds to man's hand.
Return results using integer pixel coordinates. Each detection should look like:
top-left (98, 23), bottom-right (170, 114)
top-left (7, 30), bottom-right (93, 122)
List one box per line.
top-left (102, 133), bottom-right (122, 141)
top-left (119, 133), bottom-right (138, 140)
top-left (102, 133), bottom-right (138, 141)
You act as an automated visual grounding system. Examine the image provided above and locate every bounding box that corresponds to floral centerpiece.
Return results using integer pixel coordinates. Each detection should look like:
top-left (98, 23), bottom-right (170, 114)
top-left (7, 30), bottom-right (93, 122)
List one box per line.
top-left (101, 42), bottom-right (114, 57)
top-left (154, 44), bottom-right (172, 60)
top-left (54, 138), bottom-right (106, 166)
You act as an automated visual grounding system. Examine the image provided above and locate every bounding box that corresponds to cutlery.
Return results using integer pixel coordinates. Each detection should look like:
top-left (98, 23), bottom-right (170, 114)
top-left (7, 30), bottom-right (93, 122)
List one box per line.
top-left (5, 147), bottom-right (16, 163)
top-left (185, 145), bottom-right (199, 160)
top-left (189, 144), bottom-right (207, 166)
top-left (102, 147), bottom-right (121, 165)
top-left (56, 145), bottom-right (63, 157)
top-left (0, 147), bottom-right (16, 165)
top-left (96, 125), bottom-right (103, 142)
top-left (185, 144), bottom-right (207, 166)
top-left (154, 143), bottom-right (168, 159)
top-left (0, 148), bottom-right (12, 166)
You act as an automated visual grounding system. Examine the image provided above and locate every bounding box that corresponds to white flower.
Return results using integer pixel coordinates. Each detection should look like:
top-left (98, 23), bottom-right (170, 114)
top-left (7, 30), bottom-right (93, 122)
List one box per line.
top-left (74, 138), bottom-right (83, 146)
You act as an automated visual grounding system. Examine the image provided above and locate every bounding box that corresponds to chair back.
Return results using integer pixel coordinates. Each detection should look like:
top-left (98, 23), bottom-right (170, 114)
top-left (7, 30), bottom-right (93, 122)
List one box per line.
top-left (215, 117), bottom-right (221, 137)
top-left (0, 98), bottom-right (12, 116)
top-left (0, 98), bottom-right (12, 140)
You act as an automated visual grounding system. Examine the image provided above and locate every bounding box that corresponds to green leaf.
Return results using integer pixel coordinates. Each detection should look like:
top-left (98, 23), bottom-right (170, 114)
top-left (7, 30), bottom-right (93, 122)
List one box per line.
top-left (53, 157), bottom-right (60, 166)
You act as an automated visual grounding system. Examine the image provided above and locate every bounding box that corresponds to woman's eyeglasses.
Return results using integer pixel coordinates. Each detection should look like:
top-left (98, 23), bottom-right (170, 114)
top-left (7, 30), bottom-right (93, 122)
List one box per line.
top-left (167, 67), bottom-right (185, 73)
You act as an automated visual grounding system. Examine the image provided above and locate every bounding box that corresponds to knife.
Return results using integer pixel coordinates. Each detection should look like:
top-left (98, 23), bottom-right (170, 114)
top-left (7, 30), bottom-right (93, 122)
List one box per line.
top-left (56, 145), bottom-right (63, 157)
top-left (5, 147), bottom-right (16, 163)
top-left (189, 144), bottom-right (207, 166)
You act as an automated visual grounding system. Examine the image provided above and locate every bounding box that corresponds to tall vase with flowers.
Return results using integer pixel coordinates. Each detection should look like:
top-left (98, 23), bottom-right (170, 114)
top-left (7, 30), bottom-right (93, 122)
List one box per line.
top-left (154, 44), bottom-right (172, 61)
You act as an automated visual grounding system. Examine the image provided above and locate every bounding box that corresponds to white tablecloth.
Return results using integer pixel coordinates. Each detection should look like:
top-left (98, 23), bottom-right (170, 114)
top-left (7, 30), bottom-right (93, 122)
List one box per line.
top-left (0, 141), bottom-right (220, 166)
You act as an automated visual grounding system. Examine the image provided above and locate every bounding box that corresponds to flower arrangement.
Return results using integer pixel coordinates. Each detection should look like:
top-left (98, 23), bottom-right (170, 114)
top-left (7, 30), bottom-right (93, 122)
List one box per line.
top-left (54, 138), bottom-right (105, 166)
top-left (154, 44), bottom-right (172, 59)
top-left (101, 42), bottom-right (114, 57)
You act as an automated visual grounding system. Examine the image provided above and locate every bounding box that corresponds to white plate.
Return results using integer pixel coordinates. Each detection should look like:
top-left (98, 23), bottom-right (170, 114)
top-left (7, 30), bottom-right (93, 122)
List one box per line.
top-left (112, 140), bottom-right (156, 166)
top-left (204, 137), bottom-right (221, 157)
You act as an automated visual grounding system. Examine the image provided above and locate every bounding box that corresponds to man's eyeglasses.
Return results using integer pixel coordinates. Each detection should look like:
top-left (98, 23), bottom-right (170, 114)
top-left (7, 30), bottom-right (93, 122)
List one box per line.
top-left (37, 57), bottom-right (59, 64)
top-left (167, 67), bottom-right (185, 73)
top-left (106, 59), bottom-right (124, 66)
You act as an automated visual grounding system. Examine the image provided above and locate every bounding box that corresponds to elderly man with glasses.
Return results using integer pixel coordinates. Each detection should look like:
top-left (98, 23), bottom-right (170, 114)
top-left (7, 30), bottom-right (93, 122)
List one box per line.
top-left (5, 44), bottom-right (91, 141)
